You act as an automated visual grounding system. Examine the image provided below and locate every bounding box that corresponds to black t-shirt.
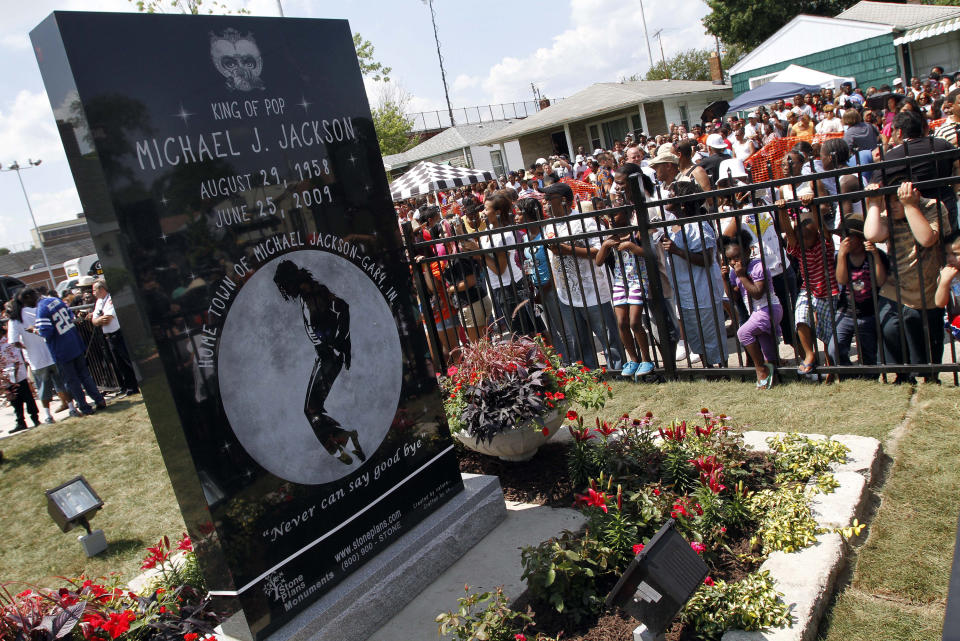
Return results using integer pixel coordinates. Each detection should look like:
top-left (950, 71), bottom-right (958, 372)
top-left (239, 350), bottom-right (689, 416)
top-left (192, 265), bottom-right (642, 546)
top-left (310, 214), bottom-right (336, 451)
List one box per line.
top-left (839, 249), bottom-right (890, 317)
top-left (442, 256), bottom-right (483, 307)
top-left (883, 136), bottom-right (957, 213)
top-left (697, 152), bottom-right (728, 187)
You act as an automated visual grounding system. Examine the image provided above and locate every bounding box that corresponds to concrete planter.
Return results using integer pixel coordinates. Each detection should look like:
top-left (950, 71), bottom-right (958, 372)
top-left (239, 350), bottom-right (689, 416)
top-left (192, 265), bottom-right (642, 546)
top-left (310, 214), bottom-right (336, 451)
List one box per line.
top-left (454, 404), bottom-right (568, 462)
top-left (721, 432), bottom-right (883, 641)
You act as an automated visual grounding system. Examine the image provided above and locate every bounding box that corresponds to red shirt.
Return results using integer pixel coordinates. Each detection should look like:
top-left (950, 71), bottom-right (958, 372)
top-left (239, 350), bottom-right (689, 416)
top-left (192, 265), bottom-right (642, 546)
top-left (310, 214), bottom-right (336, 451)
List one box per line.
top-left (788, 234), bottom-right (838, 298)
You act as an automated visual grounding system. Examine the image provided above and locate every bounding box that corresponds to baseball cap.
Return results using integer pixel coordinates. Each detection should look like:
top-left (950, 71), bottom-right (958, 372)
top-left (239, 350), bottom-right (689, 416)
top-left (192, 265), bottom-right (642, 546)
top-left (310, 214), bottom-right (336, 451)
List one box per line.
top-left (706, 133), bottom-right (727, 149)
top-left (535, 157), bottom-right (547, 165)
top-left (747, 112), bottom-right (757, 118)
top-left (542, 182), bottom-right (575, 202)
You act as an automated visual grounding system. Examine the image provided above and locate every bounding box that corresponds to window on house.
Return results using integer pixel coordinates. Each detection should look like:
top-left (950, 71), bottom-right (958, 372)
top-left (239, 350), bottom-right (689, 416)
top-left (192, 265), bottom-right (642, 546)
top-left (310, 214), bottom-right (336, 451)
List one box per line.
top-left (490, 150), bottom-right (504, 178)
top-left (677, 103), bottom-right (690, 130)
top-left (631, 114), bottom-right (642, 136)
top-left (589, 125), bottom-right (601, 151)
top-left (601, 118), bottom-right (630, 148)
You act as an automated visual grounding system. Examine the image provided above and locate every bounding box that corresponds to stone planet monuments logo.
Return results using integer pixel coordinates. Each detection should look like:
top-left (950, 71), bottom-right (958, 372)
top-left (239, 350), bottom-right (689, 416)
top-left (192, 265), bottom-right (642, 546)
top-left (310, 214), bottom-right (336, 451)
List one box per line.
top-left (217, 250), bottom-right (403, 485)
top-left (209, 28), bottom-right (264, 91)
top-left (262, 569), bottom-right (336, 611)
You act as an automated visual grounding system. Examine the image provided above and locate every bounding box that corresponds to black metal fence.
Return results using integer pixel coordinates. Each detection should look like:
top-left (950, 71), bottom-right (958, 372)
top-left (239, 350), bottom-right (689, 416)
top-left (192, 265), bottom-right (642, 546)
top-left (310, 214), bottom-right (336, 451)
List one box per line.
top-left (402, 142), bottom-right (960, 385)
top-left (70, 304), bottom-right (122, 392)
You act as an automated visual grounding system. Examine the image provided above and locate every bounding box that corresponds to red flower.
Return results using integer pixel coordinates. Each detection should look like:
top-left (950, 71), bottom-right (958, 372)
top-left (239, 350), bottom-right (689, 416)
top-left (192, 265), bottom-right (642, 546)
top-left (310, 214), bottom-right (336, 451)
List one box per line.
top-left (159, 606), bottom-right (168, 614)
top-left (720, 526), bottom-right (727, 533)
top-left (595, 423), bottom-right (617, 437)
top-left (184, 634), bottom-right (199, 641)
top-left (100, 612), bottom-right (135, 639)
top-left (554, 392), bottom-right (565, 400)
top-left (574, 488), bottom-right (608, 513)
top-left (568, 425), bottom-right (594, 442)
top-left (541, 427), bottom-right (550, 436)
top-left (565, 410), bottom-right (579, 422)
top-left (703, 576), bottom-right (715, 587)
top-left (690, 542), bottom-right (706, 554)
top-left (632, 543), bottom-right (645, 555)
top-left (694, 503), bottom-right (704, 516)
top-left (447, 366), bottom-right (458, 377)
top-left (689, 455), bottom-right (721, 475)
top-left (515, 635), bottom-right (527, 641)
top-left (653, 488), bottom-right (661, 496)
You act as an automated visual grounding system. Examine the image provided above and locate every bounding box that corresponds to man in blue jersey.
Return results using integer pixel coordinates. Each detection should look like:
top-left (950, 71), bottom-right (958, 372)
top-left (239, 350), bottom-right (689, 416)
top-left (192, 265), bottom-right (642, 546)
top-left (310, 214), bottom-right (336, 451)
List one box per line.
top-left (24, 289), bottom-right (106, 415)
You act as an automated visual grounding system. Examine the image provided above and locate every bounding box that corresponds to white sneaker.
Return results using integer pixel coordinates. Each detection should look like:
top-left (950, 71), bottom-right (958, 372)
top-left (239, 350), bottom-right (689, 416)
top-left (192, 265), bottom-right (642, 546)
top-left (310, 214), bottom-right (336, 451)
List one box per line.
top-left (675, 340), bottom-right (687, 362)
top-left (689, 352), bottom-right (701, 364)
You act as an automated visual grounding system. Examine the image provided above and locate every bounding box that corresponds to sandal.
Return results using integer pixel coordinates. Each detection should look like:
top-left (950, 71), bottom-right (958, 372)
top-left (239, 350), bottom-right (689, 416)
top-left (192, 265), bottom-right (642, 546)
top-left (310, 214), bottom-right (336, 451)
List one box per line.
top-left (762, 363), bottom-right (775, 389)
top-left (796, 361), bottom-right (816, 376)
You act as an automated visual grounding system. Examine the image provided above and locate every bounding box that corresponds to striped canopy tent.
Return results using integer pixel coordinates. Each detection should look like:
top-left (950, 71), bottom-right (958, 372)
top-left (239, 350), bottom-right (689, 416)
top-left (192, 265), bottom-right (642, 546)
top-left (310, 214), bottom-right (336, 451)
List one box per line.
top-left (390, 161), bottom-right (494, 201)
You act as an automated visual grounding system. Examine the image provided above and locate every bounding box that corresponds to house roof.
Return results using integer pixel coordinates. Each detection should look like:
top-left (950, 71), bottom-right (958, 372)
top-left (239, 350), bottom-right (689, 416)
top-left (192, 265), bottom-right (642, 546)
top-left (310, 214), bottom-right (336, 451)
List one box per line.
top-left (836, 1), bottom-right (960, 30)
top-left (728, 13), bottom-right (893, 76)
top-left (383, 120), bottom-right (519, 170)
top-left (475, 80), bottom-right (731, 145)
top-left (0, 237), bottom-right (96, 277)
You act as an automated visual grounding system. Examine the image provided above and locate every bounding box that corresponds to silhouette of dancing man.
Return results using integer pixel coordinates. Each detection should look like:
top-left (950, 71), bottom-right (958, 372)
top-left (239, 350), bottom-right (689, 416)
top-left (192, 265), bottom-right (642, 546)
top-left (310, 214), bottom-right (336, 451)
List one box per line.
top-left (274, 260), bottom-right (365, 465)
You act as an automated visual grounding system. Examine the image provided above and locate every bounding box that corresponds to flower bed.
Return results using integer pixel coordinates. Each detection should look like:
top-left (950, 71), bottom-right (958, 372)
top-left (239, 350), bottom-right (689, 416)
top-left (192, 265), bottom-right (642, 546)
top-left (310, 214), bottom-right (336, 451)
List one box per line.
top-left (444, 409), bottom-right (872, 641)
top-left (0, 534), bottom-right (222, 641)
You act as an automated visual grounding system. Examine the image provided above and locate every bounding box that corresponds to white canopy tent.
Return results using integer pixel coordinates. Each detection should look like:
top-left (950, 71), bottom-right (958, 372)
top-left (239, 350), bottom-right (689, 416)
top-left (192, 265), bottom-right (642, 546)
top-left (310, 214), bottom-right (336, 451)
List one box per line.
top-left (770, 64), bottom-right (856, 90)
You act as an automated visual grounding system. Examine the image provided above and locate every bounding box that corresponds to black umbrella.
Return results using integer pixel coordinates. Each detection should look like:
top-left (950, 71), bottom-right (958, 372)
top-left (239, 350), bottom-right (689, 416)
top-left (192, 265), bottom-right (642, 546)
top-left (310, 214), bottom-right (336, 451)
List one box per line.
top-left (700, 100), bottom-right (729, 123)
top-left (866, 91), bottom-right (904, 112)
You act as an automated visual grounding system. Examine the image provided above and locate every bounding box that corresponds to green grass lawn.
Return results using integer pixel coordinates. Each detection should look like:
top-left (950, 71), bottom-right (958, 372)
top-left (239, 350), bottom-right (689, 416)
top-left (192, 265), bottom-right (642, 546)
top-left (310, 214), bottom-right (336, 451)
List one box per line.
top-left (1, 379), bottom-right (955, 640)
top-left (0, 397), bottom-right (185, 587)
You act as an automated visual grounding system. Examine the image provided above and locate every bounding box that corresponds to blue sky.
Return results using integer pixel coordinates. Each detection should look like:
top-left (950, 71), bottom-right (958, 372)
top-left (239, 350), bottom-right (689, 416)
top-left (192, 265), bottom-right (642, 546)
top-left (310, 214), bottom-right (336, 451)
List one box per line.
top-left (0, 0), bottom-right (714, 249)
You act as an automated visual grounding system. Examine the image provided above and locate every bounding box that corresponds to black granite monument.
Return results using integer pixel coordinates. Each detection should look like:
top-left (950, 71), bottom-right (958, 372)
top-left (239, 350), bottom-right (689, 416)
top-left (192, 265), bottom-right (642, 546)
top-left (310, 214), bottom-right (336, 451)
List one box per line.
top-left (31, 12), bottom-right (464, 639)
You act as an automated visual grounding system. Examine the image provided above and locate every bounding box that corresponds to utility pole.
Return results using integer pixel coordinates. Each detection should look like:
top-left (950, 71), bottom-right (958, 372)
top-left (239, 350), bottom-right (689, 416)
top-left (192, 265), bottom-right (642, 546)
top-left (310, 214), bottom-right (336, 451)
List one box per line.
top-left (714, 35), bottom-right (724, 83)
top-left (276, 0), bottom-right (284, 16)
top-left (652, 29), bottom-right (668, 77)
top-left (638, 0), bottom-right (655, 75)
top-left (1, 159), bottom-right (57, 289)
top-left (424, 0), bottom-right (455, 128)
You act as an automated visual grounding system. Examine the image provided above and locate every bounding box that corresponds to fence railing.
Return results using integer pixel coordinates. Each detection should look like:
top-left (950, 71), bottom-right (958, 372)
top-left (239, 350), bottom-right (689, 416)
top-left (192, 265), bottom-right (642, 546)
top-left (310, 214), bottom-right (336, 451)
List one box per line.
top-left (406, 99), bottom-right (563, 133)
top-left (402, 142), bottom-right (960, 385)
top-left (70, 304), bottom-right (122, 392)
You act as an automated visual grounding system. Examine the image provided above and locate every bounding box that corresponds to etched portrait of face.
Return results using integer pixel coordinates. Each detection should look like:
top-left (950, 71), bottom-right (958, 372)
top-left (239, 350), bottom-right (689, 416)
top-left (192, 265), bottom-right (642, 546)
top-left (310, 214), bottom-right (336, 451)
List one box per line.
top-left (210, 28), bottom-right (264, 91)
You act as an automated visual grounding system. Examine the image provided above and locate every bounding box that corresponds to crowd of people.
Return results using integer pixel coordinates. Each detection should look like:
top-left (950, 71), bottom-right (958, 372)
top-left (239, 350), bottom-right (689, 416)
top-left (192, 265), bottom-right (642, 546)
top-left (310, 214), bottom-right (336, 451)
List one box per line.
top-left (397, 71), bottom-right (960, 387)
top-left (0, 278), bottom-right (138, 435)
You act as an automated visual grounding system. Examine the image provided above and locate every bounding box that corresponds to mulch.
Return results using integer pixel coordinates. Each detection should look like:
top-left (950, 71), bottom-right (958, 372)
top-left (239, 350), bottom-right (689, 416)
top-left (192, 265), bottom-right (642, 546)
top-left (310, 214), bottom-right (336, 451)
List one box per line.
top-left (455, 440), bottom-right (770, 640)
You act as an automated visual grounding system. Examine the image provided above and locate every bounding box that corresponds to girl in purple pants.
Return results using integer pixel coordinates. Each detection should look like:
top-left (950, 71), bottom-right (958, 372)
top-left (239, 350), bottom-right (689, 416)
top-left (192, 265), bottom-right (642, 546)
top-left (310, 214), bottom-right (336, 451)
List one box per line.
top-left (721, 231), bottom-right (783, 389)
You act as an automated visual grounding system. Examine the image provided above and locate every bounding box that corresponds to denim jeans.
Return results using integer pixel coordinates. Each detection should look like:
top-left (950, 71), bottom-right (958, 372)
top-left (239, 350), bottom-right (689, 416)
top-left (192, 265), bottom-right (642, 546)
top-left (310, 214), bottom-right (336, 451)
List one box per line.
top-left (58, 354), bottom-right (105, 413)
top-left (828, 310), bottom-right (879, 369)
top-left (557, 301), bottom-right (624, 370)
top-left (491, 283), bottom-right (537, 336)
top-left (877, 297), bottom-right (944, 378)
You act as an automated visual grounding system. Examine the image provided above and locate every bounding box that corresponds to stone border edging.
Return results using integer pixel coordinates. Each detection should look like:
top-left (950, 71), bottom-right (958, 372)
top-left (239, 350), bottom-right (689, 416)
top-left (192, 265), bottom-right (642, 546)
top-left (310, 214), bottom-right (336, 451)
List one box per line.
top-left (721, 431), bottom-right (883, 641)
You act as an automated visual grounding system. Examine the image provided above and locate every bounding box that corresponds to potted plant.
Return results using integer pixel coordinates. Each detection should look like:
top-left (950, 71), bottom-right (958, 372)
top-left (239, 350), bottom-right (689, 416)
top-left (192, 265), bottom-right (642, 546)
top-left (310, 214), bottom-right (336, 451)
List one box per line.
top-left (442, 335), bottom-right (612, 461)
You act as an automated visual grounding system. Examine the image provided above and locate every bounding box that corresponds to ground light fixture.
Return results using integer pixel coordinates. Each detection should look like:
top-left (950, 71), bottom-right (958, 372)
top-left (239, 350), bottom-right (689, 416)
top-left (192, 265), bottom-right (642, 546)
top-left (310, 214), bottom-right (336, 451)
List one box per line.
top-left (45, 475), bottom-right (107, 556)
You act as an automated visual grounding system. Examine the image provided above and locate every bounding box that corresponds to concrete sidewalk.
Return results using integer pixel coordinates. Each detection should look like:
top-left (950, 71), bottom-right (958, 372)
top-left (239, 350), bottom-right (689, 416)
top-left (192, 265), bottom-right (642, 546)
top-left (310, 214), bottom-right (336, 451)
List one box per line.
top-left (0, 389), bottom-right (128, 443)
top-left (368, 500), bottom-right (585, 641)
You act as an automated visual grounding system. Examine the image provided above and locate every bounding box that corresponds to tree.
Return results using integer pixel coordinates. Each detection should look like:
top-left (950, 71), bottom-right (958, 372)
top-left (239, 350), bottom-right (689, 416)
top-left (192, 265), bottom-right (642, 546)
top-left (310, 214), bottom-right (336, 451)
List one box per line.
top-left (372, 83), bottom-right (415, 157)
top-left (703, 0), bottom-right (858, 50)
top-left (353, 34), bottom-right (391, 83)
top-left (0, 248), bottom-right (9, 256)
top-left (626, 46), bottom-right (746, 82)
top-left (129, 0), bottom-right (248, 13)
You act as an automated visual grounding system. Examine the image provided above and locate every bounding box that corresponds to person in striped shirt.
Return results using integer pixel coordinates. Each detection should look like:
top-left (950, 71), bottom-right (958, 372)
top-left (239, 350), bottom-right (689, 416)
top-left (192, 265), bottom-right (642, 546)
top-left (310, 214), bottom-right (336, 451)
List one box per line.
top-left (775, 195), bottom-right (839, 377)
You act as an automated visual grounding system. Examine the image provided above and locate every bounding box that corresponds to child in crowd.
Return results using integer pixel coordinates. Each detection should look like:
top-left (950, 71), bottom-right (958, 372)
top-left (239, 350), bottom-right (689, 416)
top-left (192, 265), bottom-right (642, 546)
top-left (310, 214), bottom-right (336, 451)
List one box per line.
top-left (865, 181), bottom-right (949, 380)
top-left (596, 205), bottom-right (654, 378)
top-left (0, 321), bottom-right (40, 432)
top-left (660, 180), bottom-right (728, 367)
top-left (830, 218), bottom-right (888, 371)
top-left (935, 230), bottom-right (960, 339)
top-left (775, 192), bottom-right (839, 376)
top-left (721, 230), bottom-right (782, 388)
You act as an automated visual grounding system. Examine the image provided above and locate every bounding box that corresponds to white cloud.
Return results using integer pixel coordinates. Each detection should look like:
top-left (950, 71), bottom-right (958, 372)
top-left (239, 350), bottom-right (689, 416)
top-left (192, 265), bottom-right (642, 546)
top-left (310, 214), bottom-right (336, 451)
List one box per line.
top-left (452, 73), bottom-right (479, 92)
top-left (0, 89), bottom-right (70, 165)
top-left (26, 187), bottom-right (84, 227)
top-left (473, 0), bottom-right (713, 103)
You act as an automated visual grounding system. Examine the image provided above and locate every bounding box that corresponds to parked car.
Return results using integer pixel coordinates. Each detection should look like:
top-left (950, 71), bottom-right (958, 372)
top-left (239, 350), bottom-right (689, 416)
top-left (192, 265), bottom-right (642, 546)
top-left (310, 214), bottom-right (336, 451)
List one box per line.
top-left (0, 276), bottom-right (26, 306)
